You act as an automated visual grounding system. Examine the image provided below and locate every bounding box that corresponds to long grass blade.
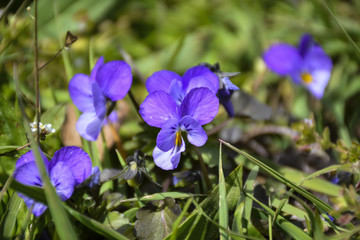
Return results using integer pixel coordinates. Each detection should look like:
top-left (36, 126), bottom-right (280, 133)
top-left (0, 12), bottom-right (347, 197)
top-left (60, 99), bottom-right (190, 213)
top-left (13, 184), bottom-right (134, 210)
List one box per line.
top-left (219, 142), bottom-right (229, 240)
top-left (0, 193), bottom-right (23, 240)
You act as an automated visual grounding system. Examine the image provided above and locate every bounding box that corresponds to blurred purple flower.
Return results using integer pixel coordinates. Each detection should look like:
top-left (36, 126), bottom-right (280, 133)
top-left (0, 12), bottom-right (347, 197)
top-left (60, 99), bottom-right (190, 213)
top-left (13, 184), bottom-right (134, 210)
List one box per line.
top-left (145, 66), bottom-right (219, 105)
top-left (140, 88), bottom-right (219, 170)
top-left (13, 146), bottom-right (92, 217)
top-left (263, 34), bottom-right (332, 99)
top-left (69, 56), bottom-right (132, 141)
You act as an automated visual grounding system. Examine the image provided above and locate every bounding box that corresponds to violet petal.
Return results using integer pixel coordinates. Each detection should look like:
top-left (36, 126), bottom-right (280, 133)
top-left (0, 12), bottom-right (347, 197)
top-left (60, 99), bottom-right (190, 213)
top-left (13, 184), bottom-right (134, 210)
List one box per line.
top-left (50, 146), bottom-right (92, 185)
top-left (91, 81), bottom-right (107, 119)
top-left (90, 56), bottom-right (105, 81)
top-left (96, 60), bottom-right (132, 101)
top-left (13, 162), bottom-right (43, 187)
top-left (76, 111), bottom-right (105, 141)
top-left (15, 150), bottom-right (49, 169)
top-left (299, 34), bottom-right (314, 57)
top-left (50, 161), bottom-right (75, 201)
top-left (169, 79), bottom-right (185, 105)
top-left (156, 118), bottom-right (178, 152)
top-left (146, 70), bottom-right (182, 94)
top-left (18, 193), bottom-right (47, 217)
top-left (179, 116), bottom-right (207, 147)
top-left (139, 90), bottom-right (179, 128)
top-left (180, 88), bottom-right (219, 125)
top-left (182, 66), bottom-right (219, 93)
top-left (69, 73), bottom-right (94, 112)
top-left (153, 142), bottom-right (185, 170)
top-left (263, 43), bottom-right (302, 75)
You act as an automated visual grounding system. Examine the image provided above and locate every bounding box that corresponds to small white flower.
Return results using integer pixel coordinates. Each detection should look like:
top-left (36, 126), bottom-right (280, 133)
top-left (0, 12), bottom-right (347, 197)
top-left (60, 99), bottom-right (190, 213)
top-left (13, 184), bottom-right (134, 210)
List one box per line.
top-left (29, 121), bottom-right (56, 140)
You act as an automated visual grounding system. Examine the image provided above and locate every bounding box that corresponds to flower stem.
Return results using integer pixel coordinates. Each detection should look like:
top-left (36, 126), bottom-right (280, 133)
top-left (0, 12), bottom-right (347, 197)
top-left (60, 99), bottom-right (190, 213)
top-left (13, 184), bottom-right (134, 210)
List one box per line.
top-left (106, 117), bottom-right (127, 160)
top-left (194, 146), bottom-right (211, 191)
top-left (127, 90), bottom-right (141, 116)
top-left (34, 0), bottom-right (40, 143)
top-left (38, 47), bottom-right (64, 71)
top-left (0, 142), bottom-right (31, 157)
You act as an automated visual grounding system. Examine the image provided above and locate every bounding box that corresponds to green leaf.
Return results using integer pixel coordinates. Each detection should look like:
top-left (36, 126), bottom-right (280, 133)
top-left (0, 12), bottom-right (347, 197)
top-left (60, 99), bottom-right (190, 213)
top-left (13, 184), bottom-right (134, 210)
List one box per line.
top-left (65, 205), bottom-right (129, 240)
top-left (135, 197), bottom-right (181, 240)
top-left (103, 211), bottom-right (132, 235)
top-left (0, 192), bottom-right (23, 240)
top-left (219, 142), bottom-right (229, 240)
top-left (0, 96), bottom-right (26, 146)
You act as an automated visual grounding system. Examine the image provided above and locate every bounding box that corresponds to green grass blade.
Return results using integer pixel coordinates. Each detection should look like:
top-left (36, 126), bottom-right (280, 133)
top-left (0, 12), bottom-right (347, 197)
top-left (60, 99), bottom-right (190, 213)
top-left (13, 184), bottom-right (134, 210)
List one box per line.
top-left (64, 205), bottom-right (129, 240)
top-left (220, 140), bottom-right (333, 213)
top-left (0, 192), bottom-right (23, 240)
top-left (246, 193), bottom-right (312, 240)
top-left (322, 0), bottom-right (360, 57)
top-left (164, 165), bottom-right (244, 240)
top-left (244, 166), bottom-right (259, 222)
top-left (231, 164), bottom-right (244, 237)
top-left (170, 197), bottom-right (193, 240)
top-left (219, 142), bottom-right (229, 240)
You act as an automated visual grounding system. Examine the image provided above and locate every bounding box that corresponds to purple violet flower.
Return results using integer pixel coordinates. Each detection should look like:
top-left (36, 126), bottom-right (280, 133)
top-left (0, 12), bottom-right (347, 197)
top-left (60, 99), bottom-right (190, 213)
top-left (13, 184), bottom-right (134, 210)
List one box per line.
top-left (145, 66), bottom-right (219, 105)
top-left (69, 56), bottom-right (132, 141)
top-left (140, 87), bottom-right (219, 170)
top-left (13, 146), bottom-right (92, 217)
top-left (263, 34), bottom-right (332, 99)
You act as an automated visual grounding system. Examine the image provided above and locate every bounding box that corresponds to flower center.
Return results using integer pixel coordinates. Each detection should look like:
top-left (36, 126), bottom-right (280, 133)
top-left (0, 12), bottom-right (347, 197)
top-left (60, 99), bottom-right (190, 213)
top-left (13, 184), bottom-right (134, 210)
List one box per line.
top-left (301, 72), bottom-right (313, 84)
top-left (175, 131), bottom-right (182, 148)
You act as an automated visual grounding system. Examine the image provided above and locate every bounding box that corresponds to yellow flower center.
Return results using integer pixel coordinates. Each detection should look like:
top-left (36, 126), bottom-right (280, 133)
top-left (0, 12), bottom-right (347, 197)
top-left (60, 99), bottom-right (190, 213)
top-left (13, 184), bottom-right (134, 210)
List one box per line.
top-left (175, 131), bottom-right (182, 147)
top-left (301, 72), bottom-right (313, 84)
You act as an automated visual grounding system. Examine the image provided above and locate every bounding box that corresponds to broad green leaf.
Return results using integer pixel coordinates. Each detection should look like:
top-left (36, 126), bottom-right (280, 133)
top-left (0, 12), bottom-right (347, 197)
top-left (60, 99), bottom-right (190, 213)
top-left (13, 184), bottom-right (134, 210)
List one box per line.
top-left (103, 211), bottom-right (132, 236)
top-left (135, 197), bottom-right (181, 240)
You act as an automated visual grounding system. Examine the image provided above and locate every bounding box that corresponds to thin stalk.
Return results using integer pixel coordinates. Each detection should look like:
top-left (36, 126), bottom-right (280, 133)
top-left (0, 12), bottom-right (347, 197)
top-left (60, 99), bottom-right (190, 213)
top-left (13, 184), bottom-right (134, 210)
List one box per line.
top-left (39, 47), bottom-right (64, 71)
top-left (194, 146), bottom-right (211, 190)
top-left (0, 176), bottom-right (13, 201)
top-left (127, 90), bottom-right (141, 117)
top-left (0, 142), bottom-right (31, 157)
top-left (34, 0), bottom-right (40, 143)
top-left (106, 116), bottom-right (127, 160)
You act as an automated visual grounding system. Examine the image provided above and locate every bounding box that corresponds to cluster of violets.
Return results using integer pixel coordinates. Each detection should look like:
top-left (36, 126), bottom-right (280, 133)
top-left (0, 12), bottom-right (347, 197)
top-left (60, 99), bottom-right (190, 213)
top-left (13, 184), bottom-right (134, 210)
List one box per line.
top-left (15, 33), bottom-right (333, 216)
top-left (140, 66), bottom-right (221, 170)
